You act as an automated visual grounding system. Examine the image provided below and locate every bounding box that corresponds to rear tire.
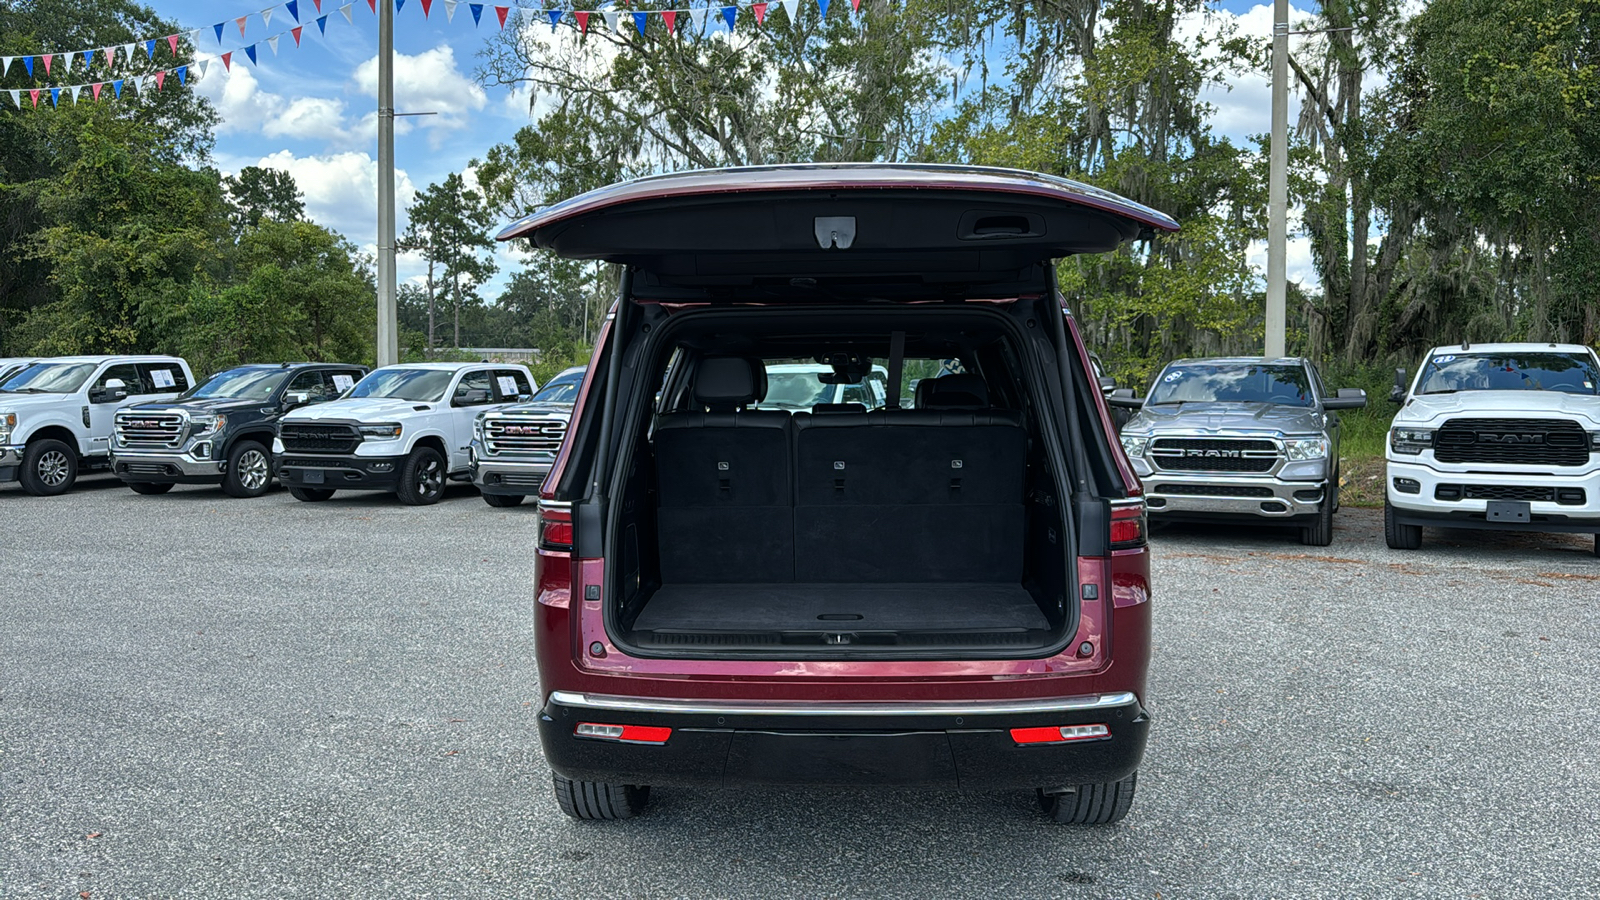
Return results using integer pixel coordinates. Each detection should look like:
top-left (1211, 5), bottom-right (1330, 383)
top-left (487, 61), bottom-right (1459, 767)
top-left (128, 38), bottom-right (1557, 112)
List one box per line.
top-left (552, 774), bottom-right (650, 820)
top-left (128, 482), bottom-right (174, 495)
top-left (20, 439), bottom-right (77, 496)
top-left (1038, 772), bottom-right (1137, 825)
top-left (289, 486), bottom-right (336, 502)
top-left (396, 446), bottom-right (446, 506)
top-left (1300, 489), bottom-right (1334, 547)
top-left (222, 440), bottom-right (273, 498)
top-left (1384, 500), bottom-right (1423, 550)
top-left (482, 492), bottom-right (524, 508)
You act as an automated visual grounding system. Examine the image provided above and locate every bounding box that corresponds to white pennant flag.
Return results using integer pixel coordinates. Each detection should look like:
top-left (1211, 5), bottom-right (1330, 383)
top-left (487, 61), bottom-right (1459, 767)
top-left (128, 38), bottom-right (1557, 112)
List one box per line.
top-left (1, 57), bottom-right (12, 76)
top-left (603, 10), bottom-right (619, 32)
top-left (444, 0), bottom-right (458, 22)
top-left (70, 85), bottom-right (82, 103)
top-left (8, 90), bottom-right (20, 108)
top-left (189, 29), bottom-right (203, 45)
top-left (268, 35), bottom-right (281, 55)
top-left (124, 43), bottom-right (138, 64)
top-left (261, 7), bottom-right (275, 27)
top-left (340, 4), bottom-right (354, 24)
top-left (197, 58), bottom-right (210, 78)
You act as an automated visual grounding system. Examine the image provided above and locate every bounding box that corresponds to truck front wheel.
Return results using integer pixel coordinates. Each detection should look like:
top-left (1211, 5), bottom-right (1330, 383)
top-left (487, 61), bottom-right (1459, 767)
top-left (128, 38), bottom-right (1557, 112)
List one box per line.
top-left (1384, 500), bottom-right (1423, 550)
top-left (1037, 772), bottom-right (1137, 825)
top-left (20, 439), bottom-right (77, 496)
top-left (396, 446), bottom-right (445, 506)
top-left (482, 492), bottom-right (523, 508)
top-left (223, 440), bottom-right (273, 498)
top-left (1300, 493), bottom-right (1334, 546)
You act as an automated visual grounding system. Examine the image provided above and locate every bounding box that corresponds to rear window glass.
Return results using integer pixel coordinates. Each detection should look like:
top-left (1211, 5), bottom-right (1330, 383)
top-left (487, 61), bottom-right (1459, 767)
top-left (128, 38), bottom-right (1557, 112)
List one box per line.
top-left (1417, 353), bottom-right (1599, 395)
top-left (1147, 363), bottom-right (1313, 407)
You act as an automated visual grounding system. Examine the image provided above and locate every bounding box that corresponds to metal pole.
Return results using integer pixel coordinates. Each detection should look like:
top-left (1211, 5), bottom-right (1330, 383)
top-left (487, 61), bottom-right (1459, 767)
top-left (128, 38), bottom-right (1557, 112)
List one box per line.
top-left (1265, 0), bottom-right (1289, 359)
top-left (376, 0), bottom-right (398, 366)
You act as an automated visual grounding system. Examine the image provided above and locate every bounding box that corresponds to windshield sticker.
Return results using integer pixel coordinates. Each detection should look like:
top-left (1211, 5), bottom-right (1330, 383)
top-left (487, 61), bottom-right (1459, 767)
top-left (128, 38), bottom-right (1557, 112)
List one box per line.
top-left (1432, 355), bottom-right (1456, 365)
top-left (331, 374), bottom-right (355, 393)
top-left (497, 376), bottom-right (520, 397)
top-left (1163, 371), bottom-right (1184, 383)
top-left (150, 368), bottom-right (175, 389)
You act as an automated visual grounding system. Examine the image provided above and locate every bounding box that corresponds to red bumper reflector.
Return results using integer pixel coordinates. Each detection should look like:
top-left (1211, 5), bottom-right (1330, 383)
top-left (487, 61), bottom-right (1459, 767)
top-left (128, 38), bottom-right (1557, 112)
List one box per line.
top-left (575, 722), bottom-right (672, 744)
top-left (1009, 723), bottom-right (1111, 745)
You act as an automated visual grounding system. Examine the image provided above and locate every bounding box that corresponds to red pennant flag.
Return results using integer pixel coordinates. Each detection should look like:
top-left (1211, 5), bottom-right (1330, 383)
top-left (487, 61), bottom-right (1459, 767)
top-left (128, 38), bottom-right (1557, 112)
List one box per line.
top-left (314, 0), bottom-right (322, 10)
top-left (850, 0), bottom-right (860, 8)
top-left (420, 0), bottom-right (433, 15)
top-left (752, 2), bottom-right (767, 22)
top-left (495, 5), bottom-right (509, 28)
top-left (30, 89), bottom-right (40, 107)
top-left (367, 0), bottom-right (376, 12)
top-left (292, 26), bottom-right (304, 45)
top-left (156, 70), bottom-right (167, 90)
top-left (168, 34), bottom-right (180, 55)
top-left (575, 10), bottom-right (589, 30)
top-left (93, 82), bottom-right (104, 101)
top-left (236, 16), bottom-right (249, 36)
top-left (662, 9), bottom-right (677, 32)
top-left (41, 53), bottom-right (53, 75)
top-left (104, 47), bottom-right (116, 67)
top-left (222, 51), bottom-right (233, 70)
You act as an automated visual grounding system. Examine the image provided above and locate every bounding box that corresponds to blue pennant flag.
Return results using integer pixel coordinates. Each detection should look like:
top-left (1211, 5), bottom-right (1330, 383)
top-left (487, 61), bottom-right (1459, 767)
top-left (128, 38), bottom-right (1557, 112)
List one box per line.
top-left (316, 14), bottom-right (329, 34)
top-left (633, 11), bottom-right (647, 34)
top-left (547, 9), bottom-right (562, 30)
top-left (397, 0), bottom-right (406, 12)
top-left (214, 22), bottom-right (226, 43)
top-left (176, 65), bottom-right (188, 85)
top-left (287, 0), bottom-right (300, 22)
top-left (113, 79), bottom-right (124, 98)
top-left (144, 39), bottom-right (156, 58)
top-left (23, 56), bottom-right (33, 77)
top-left (470, 3), bottom-right (483, 25)
top-left (82, 50), bottom-right (94, 70)
top-left (50, 87), bottom-right (61, 107)
top-left (722, 6), bottom-right (737, 30)
top-left (817, 0), bottom-right (829, 16)
top-left (244, 44), bottom-right (258, 65)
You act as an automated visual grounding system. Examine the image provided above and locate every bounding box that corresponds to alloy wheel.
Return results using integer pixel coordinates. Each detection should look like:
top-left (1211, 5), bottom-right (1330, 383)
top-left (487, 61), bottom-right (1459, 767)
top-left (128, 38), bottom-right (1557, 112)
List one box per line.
top-left (238, 449), bottom-right (270, 492)
top-left (418, 458), bottom-right (442, 498)
top-left (37, 450), bottom-right (70, 488)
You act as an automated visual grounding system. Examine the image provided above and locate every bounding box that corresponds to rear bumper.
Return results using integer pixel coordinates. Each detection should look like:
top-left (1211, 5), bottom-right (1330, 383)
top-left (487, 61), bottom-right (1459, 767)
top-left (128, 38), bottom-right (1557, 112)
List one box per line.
top-left (470, 449), bottom-right (551, 496)
top-left (275, 454), bottom-right (404, 491)
top-left (538, 691), bottom-right (1150, 789)
top-left (110, 448), bottom-right (225, 484)
top-left (1144, 472), bottom-right (1324, 519)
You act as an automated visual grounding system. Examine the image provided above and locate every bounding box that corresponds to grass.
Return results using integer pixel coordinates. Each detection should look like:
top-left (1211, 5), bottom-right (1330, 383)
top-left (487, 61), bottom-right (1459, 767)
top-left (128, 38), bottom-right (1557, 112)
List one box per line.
top-left (1326, 364), bottom-right (1403, 508)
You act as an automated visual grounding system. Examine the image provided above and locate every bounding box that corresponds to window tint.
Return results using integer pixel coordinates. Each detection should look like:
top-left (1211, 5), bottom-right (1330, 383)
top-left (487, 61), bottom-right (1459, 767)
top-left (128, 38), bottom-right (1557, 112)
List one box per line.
top-left (98, 364), bottom-right (142, 392)
top-left (350, 368), bottom-right (453, 402)
top-left (284, 369), bottom-right (346, 405)
top-left (493, 369), bottom-right (533, 401)
top-left (1146, 363), bottom-right (1313, 407)
top-left (1417, 353), bottom-right (1600, 395)
top-left (185, 367), bottom-right (288, 401)
top-left (455, 370), bottom-right (495, 404)
top-left (137, 363), bottom-right (188, 393)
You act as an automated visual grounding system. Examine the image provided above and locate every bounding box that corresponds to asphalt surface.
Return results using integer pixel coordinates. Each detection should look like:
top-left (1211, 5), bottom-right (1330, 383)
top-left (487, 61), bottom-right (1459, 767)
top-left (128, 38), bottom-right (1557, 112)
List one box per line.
top-left (4, 475), bottom-right (1599, 899)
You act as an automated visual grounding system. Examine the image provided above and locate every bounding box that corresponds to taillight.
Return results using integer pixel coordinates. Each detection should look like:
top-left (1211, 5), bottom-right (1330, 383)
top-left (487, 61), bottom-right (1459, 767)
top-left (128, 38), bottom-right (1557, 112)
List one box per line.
top-left (575, 722), bottom-right (672, 744)
top-left (539, 511), bottom-right (573, 552)
top-left (1009, 724), bottom-right (1111, 745)
top-left (1109, 500), bottom-right (1146, 549)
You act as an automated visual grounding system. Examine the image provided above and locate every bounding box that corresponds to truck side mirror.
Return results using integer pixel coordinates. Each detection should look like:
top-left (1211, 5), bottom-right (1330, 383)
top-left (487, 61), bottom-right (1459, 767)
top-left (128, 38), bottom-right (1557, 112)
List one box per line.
top-left (1324, 387), bottom-right (1368, 410)
top-left (454, 388), bottom-right (492, 407)
top-left (1106, 388), bottom-right (1144, 409)
top-left (90, 378), bottom-right (128, 404)
top-left (281, 392), bottom-right (310, 412)
top-left (1389, 368), bottom-right (1409, 404)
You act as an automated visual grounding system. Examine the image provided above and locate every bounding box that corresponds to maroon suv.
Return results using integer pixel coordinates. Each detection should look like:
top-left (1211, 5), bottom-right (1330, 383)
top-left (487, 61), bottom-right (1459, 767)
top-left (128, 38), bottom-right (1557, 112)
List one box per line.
top-left (497, 165), bottom-right (1177, 824)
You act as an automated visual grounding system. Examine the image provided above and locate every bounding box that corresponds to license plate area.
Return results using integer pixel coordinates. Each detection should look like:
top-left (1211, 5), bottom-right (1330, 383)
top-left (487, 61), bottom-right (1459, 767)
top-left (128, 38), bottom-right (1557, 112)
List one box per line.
top-left (302, 468), bottom-right (325, 485)
top-left (1485, 500), bottom-right (1530, 523)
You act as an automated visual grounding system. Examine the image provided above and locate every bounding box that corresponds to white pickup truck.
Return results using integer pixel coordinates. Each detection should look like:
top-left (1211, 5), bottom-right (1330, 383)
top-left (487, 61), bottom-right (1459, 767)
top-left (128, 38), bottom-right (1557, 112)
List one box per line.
top-left (0, 355), bottom-right (196, 495)
top-left (273, 361), bottom-right (537, 505)
top-left (1386, 342), bottom-right (1600, 555)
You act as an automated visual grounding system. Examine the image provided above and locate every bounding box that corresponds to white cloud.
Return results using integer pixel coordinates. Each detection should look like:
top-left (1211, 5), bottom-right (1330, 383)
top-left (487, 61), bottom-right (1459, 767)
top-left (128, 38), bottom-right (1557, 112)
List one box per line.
top-left (249, 150), bottom-right (417, 245)
top-left (353, 45), bottom-right (488, 148)
top-left (266, 96), bottom-right (351, 141)
top-left (1247, 234), bottom-right (1317, 288)
top-left (195, 64), bottom-right (355, 144)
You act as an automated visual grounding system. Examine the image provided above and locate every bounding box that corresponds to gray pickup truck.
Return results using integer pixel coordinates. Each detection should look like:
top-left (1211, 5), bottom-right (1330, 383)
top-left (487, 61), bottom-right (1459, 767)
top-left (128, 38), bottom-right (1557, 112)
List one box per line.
top-left (1109, 356), bottom-right (1367, 545)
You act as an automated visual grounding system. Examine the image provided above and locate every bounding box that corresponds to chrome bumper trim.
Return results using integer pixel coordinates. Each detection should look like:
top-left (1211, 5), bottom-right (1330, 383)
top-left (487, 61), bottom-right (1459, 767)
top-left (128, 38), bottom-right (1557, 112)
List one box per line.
top-left (547, 690), bottom-right (1139, 718)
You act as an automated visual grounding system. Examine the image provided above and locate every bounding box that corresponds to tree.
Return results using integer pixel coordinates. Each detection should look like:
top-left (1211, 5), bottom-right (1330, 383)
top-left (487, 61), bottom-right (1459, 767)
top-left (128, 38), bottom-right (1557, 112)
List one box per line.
top-left (402, 173), bottom-right (497, 351)
top-left (223, 166), bottom-right (305, 238)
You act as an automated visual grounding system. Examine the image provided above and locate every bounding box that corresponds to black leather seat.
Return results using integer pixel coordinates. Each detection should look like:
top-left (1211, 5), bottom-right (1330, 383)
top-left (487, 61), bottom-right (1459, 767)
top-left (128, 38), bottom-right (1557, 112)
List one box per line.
top-left (654, 358), bottom-right (793, 583)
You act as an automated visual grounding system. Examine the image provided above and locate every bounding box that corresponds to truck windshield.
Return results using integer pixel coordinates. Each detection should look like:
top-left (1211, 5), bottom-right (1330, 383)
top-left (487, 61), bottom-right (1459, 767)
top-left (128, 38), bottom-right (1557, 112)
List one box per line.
top-left (531, 373), bottom-right (583, 405)
top-left (1147, 363), bottom-right (1314, 407)
top-left (0, 362), bottom-right (97, 394)
top-left (759, 370), bottom-right (837, 410)
top-left (348, 368), bottom-right (453, 402)
top-left (1417, 352), bottom-right (1600, 395)
top-left (182, 368), bottom-right (289, 401)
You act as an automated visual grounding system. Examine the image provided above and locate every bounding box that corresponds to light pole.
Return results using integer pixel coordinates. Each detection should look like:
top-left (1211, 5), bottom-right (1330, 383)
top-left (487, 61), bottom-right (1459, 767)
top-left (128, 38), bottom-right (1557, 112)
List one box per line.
top-left (1266, 0), bottom-right (1289, 359)
top-left (376, 0), bottom-right (398, 367)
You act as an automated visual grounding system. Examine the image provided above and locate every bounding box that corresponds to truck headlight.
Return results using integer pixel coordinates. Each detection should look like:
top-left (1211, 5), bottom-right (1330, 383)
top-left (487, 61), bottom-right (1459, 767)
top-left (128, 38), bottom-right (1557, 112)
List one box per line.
top-left (1120, 434), bottom-right (1150, 457)
top-left (191, 413), bottom-right (227, 434)
top-left (1590, 431), bottom-right (1600, 450)
top-left (1284, 437), bottom-right (1329, 460)
top-left (1390, 428), bottom-right (1434, 455)
top-left (358, 423), bottom-right (403, 440)
top-left (473, 415), bottom-right (485, 442)
top-left (0, 411), bottom-right (14, 442)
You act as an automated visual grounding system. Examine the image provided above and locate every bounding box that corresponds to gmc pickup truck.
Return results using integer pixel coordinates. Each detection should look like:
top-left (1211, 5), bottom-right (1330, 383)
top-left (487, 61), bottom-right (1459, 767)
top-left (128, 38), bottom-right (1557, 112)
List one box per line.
top-left (471, 365), bottom-right (585, 507)
top-left (1111, 356), bottom-right (1367, 545)
top-left (1385, 342), bottom-right (1600, 555)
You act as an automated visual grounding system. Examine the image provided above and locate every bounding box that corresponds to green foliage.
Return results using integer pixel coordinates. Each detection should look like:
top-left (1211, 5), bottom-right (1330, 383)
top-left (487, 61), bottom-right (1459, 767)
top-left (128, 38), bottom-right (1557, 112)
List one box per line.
top-left (223, 166), bottom-right (305, 238)
top-left (401, 173), bottom-right (498, 352)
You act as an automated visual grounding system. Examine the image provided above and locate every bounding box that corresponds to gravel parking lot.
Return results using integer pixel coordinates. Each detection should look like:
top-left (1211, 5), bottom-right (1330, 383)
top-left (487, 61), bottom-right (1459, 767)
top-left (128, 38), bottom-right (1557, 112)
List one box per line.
top-left (4, 476), bottom-right (1599, 899)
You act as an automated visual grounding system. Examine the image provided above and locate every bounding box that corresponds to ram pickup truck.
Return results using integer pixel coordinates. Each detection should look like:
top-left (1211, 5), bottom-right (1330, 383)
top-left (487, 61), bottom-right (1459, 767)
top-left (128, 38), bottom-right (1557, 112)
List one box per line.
top-left (1385, 342), bottom-right (1600, 555)
top-left (0, 355), bottom-right (196, 495)
top-left (1111, 356), bottom-right (1367, 546)
top-left (471, 365), bottom-right (585, 507)
top-left (110, 362), bottom-right (368, 497)
top-left (274, 361), bottom-right (536, 505)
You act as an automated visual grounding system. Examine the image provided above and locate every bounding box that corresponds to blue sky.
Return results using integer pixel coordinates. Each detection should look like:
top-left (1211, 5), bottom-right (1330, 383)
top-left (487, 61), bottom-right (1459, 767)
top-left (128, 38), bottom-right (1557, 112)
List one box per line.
top-left (129, 0), bottom-right (1317, 292)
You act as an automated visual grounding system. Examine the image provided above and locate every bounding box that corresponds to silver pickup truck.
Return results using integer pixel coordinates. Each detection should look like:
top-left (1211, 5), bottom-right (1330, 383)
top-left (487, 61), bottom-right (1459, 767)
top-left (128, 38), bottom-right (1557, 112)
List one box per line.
top-left (1109, 356), bottom-right (1367, 545)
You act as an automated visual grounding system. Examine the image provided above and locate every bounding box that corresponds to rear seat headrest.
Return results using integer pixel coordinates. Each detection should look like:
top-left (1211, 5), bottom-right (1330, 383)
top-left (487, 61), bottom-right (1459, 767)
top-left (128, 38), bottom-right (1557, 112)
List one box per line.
top-left (812, 403), bottom-right (867, 414)
top-left (915, 374), bottom-right (989, 409)
top-left (694, 357), bottom-right (768, 411)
